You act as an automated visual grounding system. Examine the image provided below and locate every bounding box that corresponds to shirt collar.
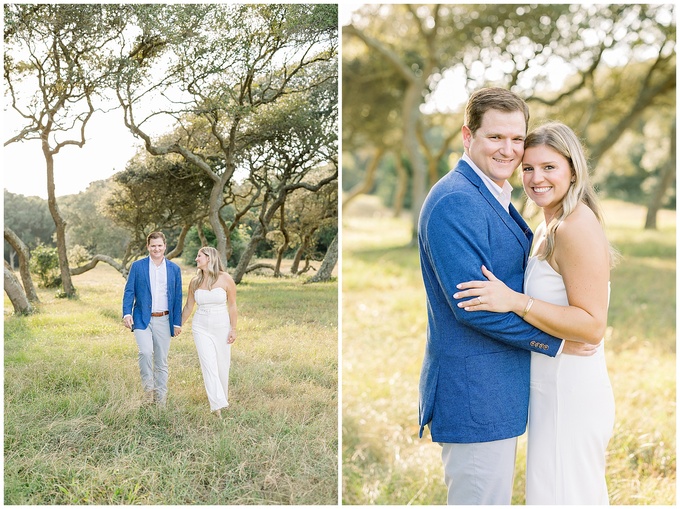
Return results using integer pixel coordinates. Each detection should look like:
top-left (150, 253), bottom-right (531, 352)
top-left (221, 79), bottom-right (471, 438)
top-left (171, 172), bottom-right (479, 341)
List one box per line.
top-left (462, 153), bottom-right (513, 213)
top-left (150, 256), bottom-right (166, 269)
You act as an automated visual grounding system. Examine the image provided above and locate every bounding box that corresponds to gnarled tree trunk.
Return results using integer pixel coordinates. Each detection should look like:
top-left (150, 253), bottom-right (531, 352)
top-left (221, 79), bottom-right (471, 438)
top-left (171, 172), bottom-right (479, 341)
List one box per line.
top-left (306, 233), bottom-right (337, 283)
top-left (44, 149), bottom-right (76, 297)
top-left (645, 119), bottom-right (676, 230)
top-left (4, 226), bottom-right (39, 303)
top-left (342, 146), bottom-right (385, 210)
top-left (274, 204), bottom-right (289, 278)
top-left (4, 261), bottom-right (34, 315)
top-left (70, 254), bottom-right (126, 276)
top-left (166, 224), bottom-right (190, 259)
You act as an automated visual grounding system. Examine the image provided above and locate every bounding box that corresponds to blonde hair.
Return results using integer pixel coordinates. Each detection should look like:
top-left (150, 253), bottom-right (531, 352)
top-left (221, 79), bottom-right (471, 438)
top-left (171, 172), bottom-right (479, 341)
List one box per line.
top-left (524, 122), bottom-right (618, 267)
top-left (189, 246), bottom-right (225, 294)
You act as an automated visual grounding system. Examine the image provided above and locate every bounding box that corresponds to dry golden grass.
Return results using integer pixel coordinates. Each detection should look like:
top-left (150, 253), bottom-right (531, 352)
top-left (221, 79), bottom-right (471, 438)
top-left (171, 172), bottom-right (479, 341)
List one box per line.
top-left (5, 262), bottom-right (338, 504)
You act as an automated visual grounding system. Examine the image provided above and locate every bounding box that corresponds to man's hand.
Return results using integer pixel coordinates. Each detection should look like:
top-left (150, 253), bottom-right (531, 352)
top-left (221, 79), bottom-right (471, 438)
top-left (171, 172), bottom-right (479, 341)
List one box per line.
top-left (174, 326), bottom-right (182, 336)
top-left (562, 340), bottom-right (598, 356)
top-left (123, 315), bottom-right (134, 329)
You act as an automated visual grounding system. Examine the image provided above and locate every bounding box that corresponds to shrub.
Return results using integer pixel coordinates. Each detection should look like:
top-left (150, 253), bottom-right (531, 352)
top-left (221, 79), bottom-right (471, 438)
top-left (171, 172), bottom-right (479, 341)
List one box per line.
top-left (68, 244), bottom-right (92, 267)
top-left (29, 243), bottom-right (61, 288)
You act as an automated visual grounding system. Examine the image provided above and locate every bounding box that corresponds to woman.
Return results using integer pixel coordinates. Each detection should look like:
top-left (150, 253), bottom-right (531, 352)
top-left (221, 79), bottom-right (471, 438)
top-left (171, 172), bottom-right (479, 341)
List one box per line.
top-left (454, 122), bottom-right (616, 504)
top-left (181, 246), bottom-right (238, 418)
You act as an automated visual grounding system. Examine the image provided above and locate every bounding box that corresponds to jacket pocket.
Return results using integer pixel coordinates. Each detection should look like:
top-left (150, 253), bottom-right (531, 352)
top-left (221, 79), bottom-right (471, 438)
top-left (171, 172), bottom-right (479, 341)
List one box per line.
top-left (465, 349), bottom-right (528, 425)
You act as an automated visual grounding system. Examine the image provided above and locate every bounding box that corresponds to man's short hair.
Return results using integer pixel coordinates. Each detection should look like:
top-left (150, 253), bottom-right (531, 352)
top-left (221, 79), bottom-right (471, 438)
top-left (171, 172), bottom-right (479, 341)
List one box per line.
top-left (147, 231), bottom-right (166, 245)
top-left (464, 87), bottom-right (530, 136)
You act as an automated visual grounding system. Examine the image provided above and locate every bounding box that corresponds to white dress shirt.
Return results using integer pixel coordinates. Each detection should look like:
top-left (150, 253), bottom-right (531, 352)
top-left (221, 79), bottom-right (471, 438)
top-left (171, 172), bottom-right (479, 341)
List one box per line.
top-left (149, 257), bottom-right (169, 313)
top-left (462, 153), bottom-right (513, 213)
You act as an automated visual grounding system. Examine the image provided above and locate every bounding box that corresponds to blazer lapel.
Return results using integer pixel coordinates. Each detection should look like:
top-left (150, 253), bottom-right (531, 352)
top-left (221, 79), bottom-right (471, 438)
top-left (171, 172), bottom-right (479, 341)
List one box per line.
top-left (142, 257), bottom-right (152, 294)
top-left (457, 162), bottom-right (532, 258)
top-left (509, 203), bottom-right (533, 260)
top-left (165, 259), bottom-right (173, 295)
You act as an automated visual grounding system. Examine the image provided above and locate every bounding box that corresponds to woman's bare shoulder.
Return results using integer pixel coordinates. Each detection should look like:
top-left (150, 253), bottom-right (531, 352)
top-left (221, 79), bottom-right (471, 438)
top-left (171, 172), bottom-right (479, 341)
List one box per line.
top-left (557, 203), bottom-right (608, 255)
top-left (218, 271), bottom-right (235, 286)
top-left (560, 203), bottom-right (602, 234)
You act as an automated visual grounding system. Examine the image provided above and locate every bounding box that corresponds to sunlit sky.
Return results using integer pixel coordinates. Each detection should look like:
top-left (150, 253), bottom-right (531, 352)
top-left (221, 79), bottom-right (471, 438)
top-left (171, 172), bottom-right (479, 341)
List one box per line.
top-left (3, 110), bottom-right (142, 199)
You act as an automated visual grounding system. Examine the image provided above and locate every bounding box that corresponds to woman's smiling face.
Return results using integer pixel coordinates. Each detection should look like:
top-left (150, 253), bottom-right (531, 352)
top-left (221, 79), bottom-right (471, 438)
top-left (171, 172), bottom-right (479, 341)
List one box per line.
top-left (522, 144), bottom-right (574, 219)
top-left (195, 250), bottom-right (209, 269)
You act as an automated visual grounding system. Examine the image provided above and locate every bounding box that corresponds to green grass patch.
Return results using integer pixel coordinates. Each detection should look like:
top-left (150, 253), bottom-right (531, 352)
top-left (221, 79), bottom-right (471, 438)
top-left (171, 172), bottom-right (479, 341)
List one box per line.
top-left (341, 197), bottom-right (675, 505)
top-left (5, 264), bottom-right (338, 505)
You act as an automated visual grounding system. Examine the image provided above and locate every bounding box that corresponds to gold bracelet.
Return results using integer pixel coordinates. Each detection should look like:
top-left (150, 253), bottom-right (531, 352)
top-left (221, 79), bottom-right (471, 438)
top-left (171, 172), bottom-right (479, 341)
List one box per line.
top-left (522, 297), bottom-right (534, 318)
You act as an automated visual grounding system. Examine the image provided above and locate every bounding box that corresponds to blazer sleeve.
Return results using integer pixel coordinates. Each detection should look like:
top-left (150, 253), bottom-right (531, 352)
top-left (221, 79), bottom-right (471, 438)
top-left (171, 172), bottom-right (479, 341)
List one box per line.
top-left (170, 263), bottom-right (182, 328)
top-left (424, 191), bottom-right (563, 356)
top-left (122, 262), bottom-right (137, 317)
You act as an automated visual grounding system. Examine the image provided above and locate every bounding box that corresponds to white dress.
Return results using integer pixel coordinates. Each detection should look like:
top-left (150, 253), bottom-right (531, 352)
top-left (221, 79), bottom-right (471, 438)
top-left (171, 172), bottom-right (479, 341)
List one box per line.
top-left (192, 287), bottom-right (232, 411)
top-left (524, 255), bottom-right (615, 505)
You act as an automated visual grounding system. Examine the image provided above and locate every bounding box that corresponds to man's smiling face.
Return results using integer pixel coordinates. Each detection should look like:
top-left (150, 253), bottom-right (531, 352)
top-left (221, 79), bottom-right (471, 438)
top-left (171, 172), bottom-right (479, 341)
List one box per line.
top-left (147, 238), bottom-right (166, 263)
top-left (462, 109), bottom-right (527, 187)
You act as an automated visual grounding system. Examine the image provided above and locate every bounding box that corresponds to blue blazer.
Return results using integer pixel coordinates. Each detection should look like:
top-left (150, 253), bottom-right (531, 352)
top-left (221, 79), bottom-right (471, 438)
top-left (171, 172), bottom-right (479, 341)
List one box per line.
top-left (122, 257), bottom-right (183, 337)
top-left (418, 160), bottom-right (563, 444)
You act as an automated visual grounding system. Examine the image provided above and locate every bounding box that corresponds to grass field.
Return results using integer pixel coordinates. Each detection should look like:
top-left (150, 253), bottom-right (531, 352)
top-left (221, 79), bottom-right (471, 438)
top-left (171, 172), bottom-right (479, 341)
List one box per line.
top-left (4, 262), bottom-right (338, 504)
top-left (341, 195), bottom-right (675, 505)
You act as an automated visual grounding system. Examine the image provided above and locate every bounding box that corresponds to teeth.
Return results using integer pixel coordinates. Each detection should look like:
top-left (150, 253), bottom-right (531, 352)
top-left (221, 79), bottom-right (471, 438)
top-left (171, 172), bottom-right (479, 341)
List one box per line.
top-left (533, 187), bottom-right (552, 193)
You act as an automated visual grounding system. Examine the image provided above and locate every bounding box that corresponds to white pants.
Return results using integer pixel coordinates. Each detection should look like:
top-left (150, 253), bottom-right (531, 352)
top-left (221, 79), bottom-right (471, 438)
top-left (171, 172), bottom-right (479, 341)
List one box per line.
top-left (192, 310), bottom-right (231, 411)
top-left (440, 437), bottom-right (518, 505)
top-left (133, 315), bottom-right (172, 402)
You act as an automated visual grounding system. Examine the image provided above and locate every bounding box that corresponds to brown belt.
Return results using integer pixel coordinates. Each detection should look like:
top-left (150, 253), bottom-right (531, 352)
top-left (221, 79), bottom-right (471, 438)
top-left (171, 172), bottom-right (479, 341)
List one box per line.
top-left (151, 311), bottom-right (169, 317)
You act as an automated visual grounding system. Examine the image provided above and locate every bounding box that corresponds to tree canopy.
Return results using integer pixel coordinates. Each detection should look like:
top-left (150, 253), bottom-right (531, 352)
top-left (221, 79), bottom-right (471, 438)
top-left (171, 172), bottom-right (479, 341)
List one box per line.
top-left (4, 3), bottom-right (339, 301)
top-left (113, 4), bottom-right (338, 271)
top-left (343, 3), bottom-right (675, 235)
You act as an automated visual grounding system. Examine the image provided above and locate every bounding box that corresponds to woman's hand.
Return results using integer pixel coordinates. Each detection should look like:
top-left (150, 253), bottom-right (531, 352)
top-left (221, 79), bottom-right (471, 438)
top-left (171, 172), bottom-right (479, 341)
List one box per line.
top-left (454, 265), bottom-right (524, 314)
top-left (562, 340), bottom-right (598, 356)
top-left (227, 329), bottom-right (237, 344)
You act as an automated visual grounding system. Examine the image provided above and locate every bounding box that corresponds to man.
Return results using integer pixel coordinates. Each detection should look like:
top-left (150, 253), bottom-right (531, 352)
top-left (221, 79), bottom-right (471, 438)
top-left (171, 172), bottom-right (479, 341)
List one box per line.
top-left (123, 231), bottom-right (183, 406)
top-left (418, 87), bottom-right (570, 504)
